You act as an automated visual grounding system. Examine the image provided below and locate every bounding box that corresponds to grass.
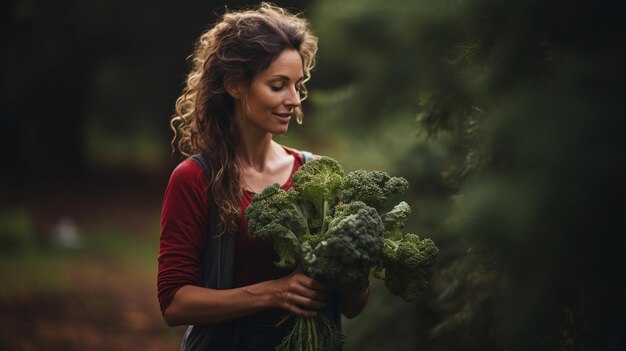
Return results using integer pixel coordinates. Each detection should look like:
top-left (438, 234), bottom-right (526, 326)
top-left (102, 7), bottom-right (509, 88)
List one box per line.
top-left (0, 215), bottom-right (160, 296)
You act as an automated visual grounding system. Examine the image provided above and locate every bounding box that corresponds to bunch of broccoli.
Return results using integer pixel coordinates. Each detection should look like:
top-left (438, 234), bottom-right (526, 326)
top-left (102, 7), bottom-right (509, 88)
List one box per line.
top-left (246, 156), bottom-right (439, 350)
top-left (337, 168), bottom-right (439, 302)
top-left (374, 201), bottom-right (440, 302)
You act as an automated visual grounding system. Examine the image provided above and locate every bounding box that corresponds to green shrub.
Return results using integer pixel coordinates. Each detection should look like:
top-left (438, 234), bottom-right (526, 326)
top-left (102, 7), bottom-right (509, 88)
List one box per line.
top-left (0, 209), bottom-right (35, 255)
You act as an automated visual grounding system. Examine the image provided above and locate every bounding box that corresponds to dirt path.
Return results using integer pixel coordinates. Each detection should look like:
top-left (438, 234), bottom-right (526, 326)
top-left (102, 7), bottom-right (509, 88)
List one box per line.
top-left (0, 170), bottom-right (194, 350)
top-left (0, 258), bottom-right (186, 351)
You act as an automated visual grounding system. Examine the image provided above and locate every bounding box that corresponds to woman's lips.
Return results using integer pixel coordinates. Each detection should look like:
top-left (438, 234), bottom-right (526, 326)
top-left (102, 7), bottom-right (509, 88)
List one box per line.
top-left (273, 112), bottom-right (292, 123)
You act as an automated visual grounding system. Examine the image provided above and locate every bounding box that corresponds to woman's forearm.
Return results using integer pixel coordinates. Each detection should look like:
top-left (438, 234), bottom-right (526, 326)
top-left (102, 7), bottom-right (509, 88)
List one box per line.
top-left (163, 271), bottom-right (330, 326)
top-left (163, 282), bottom-right (275, 326)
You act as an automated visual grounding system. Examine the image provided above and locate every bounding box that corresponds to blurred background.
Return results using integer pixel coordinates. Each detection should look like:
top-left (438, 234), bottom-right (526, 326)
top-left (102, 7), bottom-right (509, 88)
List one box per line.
top-left (1, 0), bottom-right (624, 350)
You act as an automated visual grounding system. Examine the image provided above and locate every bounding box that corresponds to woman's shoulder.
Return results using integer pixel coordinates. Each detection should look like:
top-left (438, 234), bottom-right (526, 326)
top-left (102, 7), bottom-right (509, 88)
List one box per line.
top-left (168, 158), bottom-right (207, 187)
top-left (280, 145), bottom-right (320, 162)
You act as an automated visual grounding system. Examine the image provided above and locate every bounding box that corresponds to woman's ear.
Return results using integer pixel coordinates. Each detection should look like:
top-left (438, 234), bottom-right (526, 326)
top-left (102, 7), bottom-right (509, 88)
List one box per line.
top-left (224, 78), bottom-right (247, 100)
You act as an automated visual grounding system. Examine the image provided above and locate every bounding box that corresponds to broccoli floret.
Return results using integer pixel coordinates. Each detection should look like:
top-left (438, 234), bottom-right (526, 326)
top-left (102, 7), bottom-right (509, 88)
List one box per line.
top-left (302, 201), bottom-right (384, 292)
top-left (339, 170), bottom-right (409, 210)
top-left (374, 201), bottom-right (439, 301)
top-left (246, 184), bottom-right (314, 269)
top-left (246, 185), bottom-right (311, 236)
top-left (375, 233), bottom-right (439, 302)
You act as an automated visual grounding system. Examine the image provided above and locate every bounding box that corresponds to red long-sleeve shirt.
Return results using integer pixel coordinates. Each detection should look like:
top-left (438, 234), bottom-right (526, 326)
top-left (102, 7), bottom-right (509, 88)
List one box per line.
top-left (157, 149), bottom-right (304, 315)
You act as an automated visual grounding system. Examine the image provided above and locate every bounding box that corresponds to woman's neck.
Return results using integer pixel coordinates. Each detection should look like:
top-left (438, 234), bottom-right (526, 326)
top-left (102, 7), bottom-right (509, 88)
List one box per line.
top-left (236, 130), bottom-right (283, 172)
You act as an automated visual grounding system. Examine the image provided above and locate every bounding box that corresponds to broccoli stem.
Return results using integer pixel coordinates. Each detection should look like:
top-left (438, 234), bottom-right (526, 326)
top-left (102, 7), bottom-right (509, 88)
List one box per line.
top-left (320, 200), bottom-right (330, 236)
top-left (277, 315), bottom-right (343, 351)
top-left (291, 203), bottom-right (311, 236)
top-left (384, 238), bottom-right (400, 250)
top-left (307, 318), bottom-right (314, 351)
top-left (306, 318), bottom-right (310, 351)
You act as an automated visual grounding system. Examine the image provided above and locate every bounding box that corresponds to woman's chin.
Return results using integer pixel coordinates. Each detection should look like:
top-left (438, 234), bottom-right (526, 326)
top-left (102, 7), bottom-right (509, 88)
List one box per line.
top-left (272, 125), bottom-right (290, 135)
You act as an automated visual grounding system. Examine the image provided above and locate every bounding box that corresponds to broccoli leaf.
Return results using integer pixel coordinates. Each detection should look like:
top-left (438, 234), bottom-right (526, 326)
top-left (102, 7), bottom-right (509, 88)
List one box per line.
top-left (381, 201), bottom-right (412, 238)
top-left (292, 156), bottom-right (345, 221)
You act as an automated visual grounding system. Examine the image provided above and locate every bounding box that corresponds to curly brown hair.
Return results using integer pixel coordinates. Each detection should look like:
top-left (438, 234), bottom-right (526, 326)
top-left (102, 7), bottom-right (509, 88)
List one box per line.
top-left (170, 3), bottom-right (318, 234)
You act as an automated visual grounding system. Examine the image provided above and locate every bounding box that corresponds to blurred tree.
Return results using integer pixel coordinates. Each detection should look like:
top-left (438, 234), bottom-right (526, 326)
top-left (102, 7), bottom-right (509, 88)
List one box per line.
top-left (1, 0), bottom-right (312, 183)
top-left (310, 0), bottom-right (625, 349)
top-left (2, 0), bottom-right (90, 181)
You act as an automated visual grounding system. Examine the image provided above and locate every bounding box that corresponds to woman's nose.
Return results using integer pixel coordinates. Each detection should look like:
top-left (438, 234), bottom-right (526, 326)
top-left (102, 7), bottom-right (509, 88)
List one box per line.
top-left (285, 86), bottom-right (301, 107)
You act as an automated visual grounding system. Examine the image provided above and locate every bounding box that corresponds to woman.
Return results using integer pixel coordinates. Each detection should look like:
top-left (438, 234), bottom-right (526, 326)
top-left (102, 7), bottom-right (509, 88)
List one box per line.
top-left (157, 3), bottom-right (370, 350)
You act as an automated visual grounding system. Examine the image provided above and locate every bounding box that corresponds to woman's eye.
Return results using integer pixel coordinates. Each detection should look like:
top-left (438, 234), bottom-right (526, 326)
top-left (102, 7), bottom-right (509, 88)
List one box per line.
top-left (270, 85), bottom-right (283, 91)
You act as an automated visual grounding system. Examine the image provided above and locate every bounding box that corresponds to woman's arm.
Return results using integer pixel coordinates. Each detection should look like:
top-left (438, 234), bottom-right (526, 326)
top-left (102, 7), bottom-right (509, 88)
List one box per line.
top-left (338, 281), bottom-right (371, 319)
top-left (164, 270), bottom-right (330, 326)
top-left (158, 161), bottom-right (331, 326)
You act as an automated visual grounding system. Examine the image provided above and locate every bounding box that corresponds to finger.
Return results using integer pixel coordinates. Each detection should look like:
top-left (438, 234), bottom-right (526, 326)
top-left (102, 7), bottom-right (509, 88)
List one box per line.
top-left (287, 292), bottom-right (326, 310)
top-left (289, 280), bottom-right (329, 301)
top-left (295, 286), bottom-right (328, 302)
top-left (295, 274), bottom-right (331, 291)
top-left (278, 293), bottom-right (324, 317)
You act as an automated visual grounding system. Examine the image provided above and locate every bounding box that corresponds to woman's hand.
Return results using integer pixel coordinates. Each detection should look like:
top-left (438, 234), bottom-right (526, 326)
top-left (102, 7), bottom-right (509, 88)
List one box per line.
top-left (270, 269), bottom-right (331, 318)
top-left (338, 281), bottom-right (371, 319)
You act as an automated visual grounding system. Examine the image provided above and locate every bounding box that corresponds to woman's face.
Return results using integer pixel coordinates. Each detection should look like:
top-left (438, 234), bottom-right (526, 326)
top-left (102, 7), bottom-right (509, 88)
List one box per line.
top-left (234, 49), bottom-right (304, 135)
